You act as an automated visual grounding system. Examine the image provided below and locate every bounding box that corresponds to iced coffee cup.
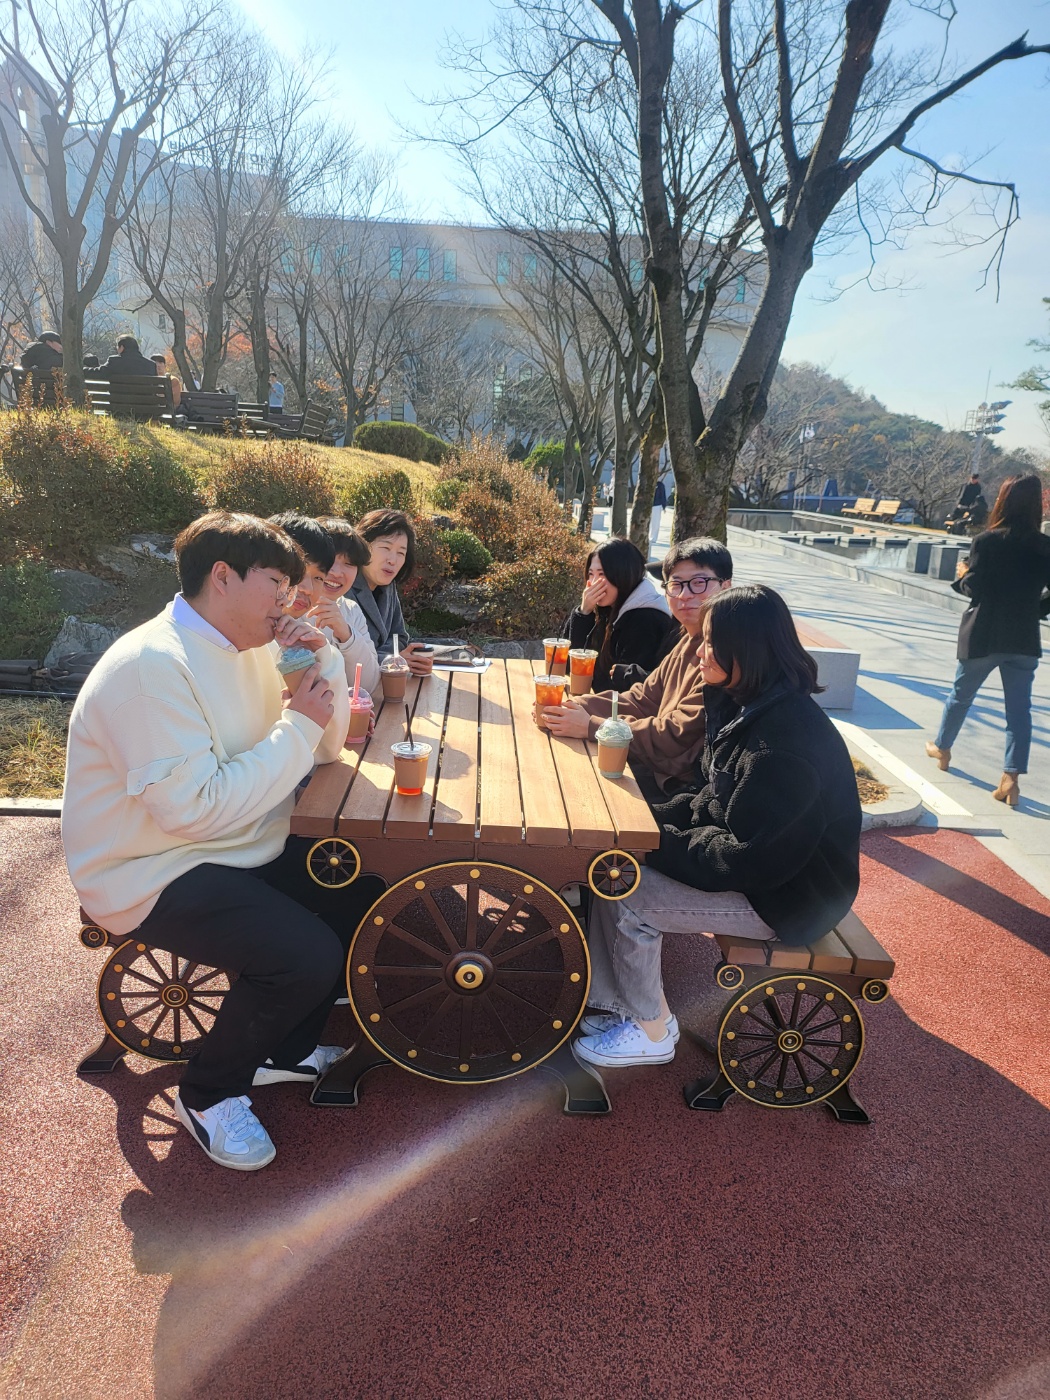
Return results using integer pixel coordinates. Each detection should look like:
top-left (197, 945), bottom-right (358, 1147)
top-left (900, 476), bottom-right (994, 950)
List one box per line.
top-left (543, 637), bottom-right (571, 676)
top-left (346, 689), bottom-right (373, 745)
top-left (391, 740), bottom-right (431, 796)
top-left (595, 715), bottom-right (632, 778)
top-left (380, 655), bottom-right (410, 701)
top-left (568, 648), bottom-right (598, 696)
top-left (533, 674), bottom-right (566, 729)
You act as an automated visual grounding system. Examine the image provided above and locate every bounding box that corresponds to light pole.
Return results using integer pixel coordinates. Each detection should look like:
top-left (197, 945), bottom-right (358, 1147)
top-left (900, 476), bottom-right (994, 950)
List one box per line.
top-left (964, 399), bottom-right (1011, 472)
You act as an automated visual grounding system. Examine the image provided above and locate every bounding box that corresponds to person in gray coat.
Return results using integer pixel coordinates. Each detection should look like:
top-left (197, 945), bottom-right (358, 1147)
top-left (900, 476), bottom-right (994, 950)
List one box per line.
top-left (349, 510), bottom-right (433, 675)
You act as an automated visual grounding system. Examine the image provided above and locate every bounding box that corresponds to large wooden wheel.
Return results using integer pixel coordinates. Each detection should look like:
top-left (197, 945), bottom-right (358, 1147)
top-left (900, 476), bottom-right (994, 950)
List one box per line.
top-left (347, 862), bottom-right (589, 1083)
top-left (717, 975), bottom-right (864, 1108)
top-left (98, 939), bottom-right (231, 1062)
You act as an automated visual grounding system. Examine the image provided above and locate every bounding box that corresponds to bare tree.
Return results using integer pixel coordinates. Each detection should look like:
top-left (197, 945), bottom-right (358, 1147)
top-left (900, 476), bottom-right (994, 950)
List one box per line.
top-left (0, 0), bottom-right (207, 402)
top-left (1008, 296), bottom-right (1050, 444)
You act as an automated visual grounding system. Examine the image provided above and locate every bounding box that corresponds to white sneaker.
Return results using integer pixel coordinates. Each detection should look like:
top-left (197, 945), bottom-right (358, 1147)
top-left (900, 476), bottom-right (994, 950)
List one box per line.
top-left (579, 1010), bottom-right (680, 1043)
top-left (174, 1093), bottom-right (276, 1171)
top-left (573, 1019), bottom-right (675, 1067)
top-left (252, 1044), bottom-right (345, 1086)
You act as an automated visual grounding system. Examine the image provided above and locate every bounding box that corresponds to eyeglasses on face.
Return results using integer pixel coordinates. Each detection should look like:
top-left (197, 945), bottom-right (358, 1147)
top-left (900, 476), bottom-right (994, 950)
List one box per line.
top-left (250, 567), bottom-right (295, 606)
top-left (666, 574), bottom-right (721, 597)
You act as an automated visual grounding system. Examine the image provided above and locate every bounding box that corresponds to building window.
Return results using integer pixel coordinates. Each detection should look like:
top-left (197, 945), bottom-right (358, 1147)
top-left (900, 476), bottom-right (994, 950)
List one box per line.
top-left (389, 398), bottom-right (405, 422)
top-left (735, 274), bottom-right (746, 303)
top-left (389, 246), bottom-right (403, 280)
top-left (415, 247), bottom-right (430, 281)
top-left (496, 252), bottom-right (511, 285)
top-left (493, 364), bottom-right (506, 412)
top-left (629, 257), bottom-right (643, 287)
top-left (158, 312), bottom-right (167, 331)
top-left (697, 267), bottom-right (709, 291)
top-left (523, 252), bottom-right (537, 282)
top-left (443, 249), bottom-right (457, 282)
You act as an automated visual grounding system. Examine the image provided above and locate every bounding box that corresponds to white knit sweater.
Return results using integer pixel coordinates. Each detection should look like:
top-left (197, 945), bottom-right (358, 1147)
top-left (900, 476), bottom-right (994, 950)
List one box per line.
top-left (61, 602), bottom-right (350, 935)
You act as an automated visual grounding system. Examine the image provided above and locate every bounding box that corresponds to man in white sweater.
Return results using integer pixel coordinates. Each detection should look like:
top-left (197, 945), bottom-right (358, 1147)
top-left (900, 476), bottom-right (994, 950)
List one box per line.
top-left (62, 512), bottom-right (382, 1171)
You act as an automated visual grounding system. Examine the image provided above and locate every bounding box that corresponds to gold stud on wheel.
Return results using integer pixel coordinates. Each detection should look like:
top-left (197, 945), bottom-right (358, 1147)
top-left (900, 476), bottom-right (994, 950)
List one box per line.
top-left (307, 837), bottom-right (360, 888)
top-left (587, 849), bottom-right (641, 901)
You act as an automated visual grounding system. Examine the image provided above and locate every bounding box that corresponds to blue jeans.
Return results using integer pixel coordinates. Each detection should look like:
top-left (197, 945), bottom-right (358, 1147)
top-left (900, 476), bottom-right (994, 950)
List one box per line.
top-left (934, 653), bottom-right (1039, 774)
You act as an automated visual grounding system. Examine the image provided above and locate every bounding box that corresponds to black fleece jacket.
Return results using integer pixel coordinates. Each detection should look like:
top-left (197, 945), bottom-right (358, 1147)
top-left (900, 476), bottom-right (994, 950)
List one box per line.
top-left (646, 684), bottom-right (862, 945)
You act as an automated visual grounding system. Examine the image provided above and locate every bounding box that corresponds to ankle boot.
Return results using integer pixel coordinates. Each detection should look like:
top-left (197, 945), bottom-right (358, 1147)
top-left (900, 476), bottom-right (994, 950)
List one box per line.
top-left (993, 773), bottom-right (1020, 807)
top-left (925, 741), bottom-right (951, 771)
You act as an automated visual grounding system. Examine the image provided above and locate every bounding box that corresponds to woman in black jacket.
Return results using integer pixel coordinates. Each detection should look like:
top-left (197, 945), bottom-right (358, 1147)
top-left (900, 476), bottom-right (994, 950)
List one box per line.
top-left (927, 474), bottom-right (1050, 806)
top-left (575, 584), bottom-right (862, 1070)
top-left (566, 537), bottom-right (674, 691)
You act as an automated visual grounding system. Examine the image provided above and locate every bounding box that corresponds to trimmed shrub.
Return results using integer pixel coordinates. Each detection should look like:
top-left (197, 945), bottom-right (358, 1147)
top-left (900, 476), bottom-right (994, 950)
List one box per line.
top-left (207, 439), bottom-right (335, 518)
top-left (439, 528), bottom-right (492, 578)
top-left (0, 405), bottom-right (138, 566)
top-left (0, 561), bottom-right (64, 659)
top-left (124, 439), bottom-right (205, 532)
top-left (439, 439), bottom-right (571, 565)
top-left (479, 529), bottom-right (590, 639)
top-left (431, 477), bottom-right (466, 511)
top-left (338, 467), bottom-right (416, 522)
top-left (524, 440), bottom-right (565, 478)
top-left (420, 431), bottom-right (451, 466)
top-left (399, 514), bottom-right (452, 605)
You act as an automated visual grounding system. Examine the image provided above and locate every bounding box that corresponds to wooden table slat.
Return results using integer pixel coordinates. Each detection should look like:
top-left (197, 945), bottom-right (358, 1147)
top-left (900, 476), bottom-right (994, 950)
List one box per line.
top-left (478, 663), bottom-right (525, 844)
top-left (503, 659), bottom-right (570, 846)
top-left (291, 749), bottom-right (363, 837)
top-left (385, 673), bottom-right (450, 838)
top-left (431, 670), bottom-right (481, 839)
top-left (582, 745), bottom-right (661, 849)
top-left (337, 679), bottom-right (423, 838)
top-left (544, 732), bottom-right (617, 849)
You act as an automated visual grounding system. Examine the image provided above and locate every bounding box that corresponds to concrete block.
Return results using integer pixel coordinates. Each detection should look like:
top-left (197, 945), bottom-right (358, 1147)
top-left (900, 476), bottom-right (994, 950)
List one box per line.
top-left (928, 542), bottom-right (967, 580)
top-left (804, 646), bottom-right (860, 709)
top-left (906, 539), bottom-right (933, 574)
top-left (878, 535), bottom-right (911, 549)
top-left (807, 534), bottom-right (841, 551)
top-left (838, 535), bottom-right (876, 550)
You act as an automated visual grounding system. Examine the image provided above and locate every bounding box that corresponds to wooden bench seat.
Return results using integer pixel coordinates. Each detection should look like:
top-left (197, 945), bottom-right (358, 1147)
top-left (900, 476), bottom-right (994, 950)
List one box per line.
top-left (841, 497), bottom-right (875, 518)
top-left (85, 374), bottom-right (175, 424)
top-left (684, 909), bottom-right (893, 1124)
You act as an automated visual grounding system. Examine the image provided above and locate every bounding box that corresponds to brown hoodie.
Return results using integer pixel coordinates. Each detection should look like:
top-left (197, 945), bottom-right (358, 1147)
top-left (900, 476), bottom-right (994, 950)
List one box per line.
top-left (578, 628), bottom-right (705, 793)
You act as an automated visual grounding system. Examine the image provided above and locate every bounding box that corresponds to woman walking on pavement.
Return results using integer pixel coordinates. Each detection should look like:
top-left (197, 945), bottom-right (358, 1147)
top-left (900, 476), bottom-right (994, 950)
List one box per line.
top-left (927, 473), bottom-right (1050, 806)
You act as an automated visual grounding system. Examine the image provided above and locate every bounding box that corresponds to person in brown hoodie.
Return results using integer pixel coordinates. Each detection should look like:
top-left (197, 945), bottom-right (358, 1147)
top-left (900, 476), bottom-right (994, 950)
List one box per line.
top-left (541, 538), bottom-right (733, 799)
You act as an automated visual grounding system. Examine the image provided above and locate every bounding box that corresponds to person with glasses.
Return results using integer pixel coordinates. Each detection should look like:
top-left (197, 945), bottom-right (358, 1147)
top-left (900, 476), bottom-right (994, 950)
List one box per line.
top-left (542, 539), bottom-right (733, 799)
top-left (62, 512), bottom-right (384, 1171)
top-left (565, 537), bottom-right (675, 692)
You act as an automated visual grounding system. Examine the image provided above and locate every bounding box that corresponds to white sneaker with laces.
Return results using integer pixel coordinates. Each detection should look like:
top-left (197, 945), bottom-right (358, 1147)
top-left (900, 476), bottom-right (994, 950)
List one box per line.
top-left (252, 1044), bottom-right (345, 1086)
top-left (174, 1093), bottom-right (276, 1171)
top-left (579, 1010), bottom-right (680, 1043)
top-left (573, 1018), bottom-right (675, 1067)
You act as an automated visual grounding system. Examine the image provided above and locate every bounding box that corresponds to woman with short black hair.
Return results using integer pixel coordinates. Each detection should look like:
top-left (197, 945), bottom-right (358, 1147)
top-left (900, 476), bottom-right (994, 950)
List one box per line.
top-left (566, 536), bottom-right (674, 690)
top-left (927, 473), bottom-right (1050, 806)
top-left (575, 583), bottom-right (862, 1069)
top-left (349, 509), bottom-right (433, 675)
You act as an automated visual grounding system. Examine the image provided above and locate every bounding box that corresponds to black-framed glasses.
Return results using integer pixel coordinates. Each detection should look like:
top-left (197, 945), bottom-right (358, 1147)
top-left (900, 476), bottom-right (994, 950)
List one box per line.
top-left (666, 574), bottom-right (721, 597)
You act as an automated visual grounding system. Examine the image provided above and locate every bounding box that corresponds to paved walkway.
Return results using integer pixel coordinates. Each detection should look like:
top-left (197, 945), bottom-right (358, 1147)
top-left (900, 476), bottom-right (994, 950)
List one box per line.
top-left (1, 816), bottom-right (1048, 1398)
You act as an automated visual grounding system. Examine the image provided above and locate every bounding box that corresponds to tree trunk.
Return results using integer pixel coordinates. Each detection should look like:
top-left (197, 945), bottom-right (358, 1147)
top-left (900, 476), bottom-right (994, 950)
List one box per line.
top-left (611, 368), bottom-right (630, 535)
top-left (629, 397), bottom-right (664, 551)
top-left (60, 262), bottom-right (84, 406)
top-left (249, 267), bottom-right (271, 406)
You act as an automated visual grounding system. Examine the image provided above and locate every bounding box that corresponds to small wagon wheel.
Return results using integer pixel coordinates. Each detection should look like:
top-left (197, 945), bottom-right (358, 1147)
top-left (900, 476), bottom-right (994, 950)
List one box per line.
top-left (717, 975), bottom-right (864, 1108)
top-left (861, 979), bottom-right (889, 1004)
top-left (98, 939), bottom-right (232, 1062)
top-left (307, 837), bottom-right (361, 889)
top-left (715, 962), bottom-right (745, 991)
top-left (80, 923), bottom-right (110, 950)
top-left (348, 862), bottom-right (589, 1083)
top-left (587, 849), bottom-right (642, 901)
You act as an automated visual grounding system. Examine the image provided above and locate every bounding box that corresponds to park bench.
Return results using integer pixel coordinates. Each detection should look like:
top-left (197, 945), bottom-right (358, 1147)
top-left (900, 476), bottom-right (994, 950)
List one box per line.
top-left (85, 374), bottom-right (175, 424)
top-left (268, 398), bottom-right (333, 443)
top-left (8, 365), bottom-right (62, 407)
top-left (684, 909), bottom-right (894, 1124)
top-left (841, 497), bottom-right (875, 518)
top-left (868, 499), bottom-right (902, 522)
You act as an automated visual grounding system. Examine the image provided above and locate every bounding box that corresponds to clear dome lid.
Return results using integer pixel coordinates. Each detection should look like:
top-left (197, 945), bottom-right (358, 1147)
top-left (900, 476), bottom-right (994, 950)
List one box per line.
top-left (595, 716), bottom-right (633, 747)
top-left (381, 654), bottom-right (410, 673)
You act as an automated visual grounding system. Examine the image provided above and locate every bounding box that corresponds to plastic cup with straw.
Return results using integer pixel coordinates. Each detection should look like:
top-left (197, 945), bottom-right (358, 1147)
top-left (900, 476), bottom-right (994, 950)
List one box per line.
top-left (380, 631), bottom-right (410, 700)
top-left (346, 661), bottom-right (372, 744)
top-left (595, 689), bottom-right (633, 778)
top-left (392, 700), bottom-right (430, 794)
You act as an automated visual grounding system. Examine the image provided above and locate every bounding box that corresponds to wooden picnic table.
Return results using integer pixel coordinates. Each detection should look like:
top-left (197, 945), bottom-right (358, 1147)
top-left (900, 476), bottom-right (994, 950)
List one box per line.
top-left (290, 658), bottom-right (660, 1111)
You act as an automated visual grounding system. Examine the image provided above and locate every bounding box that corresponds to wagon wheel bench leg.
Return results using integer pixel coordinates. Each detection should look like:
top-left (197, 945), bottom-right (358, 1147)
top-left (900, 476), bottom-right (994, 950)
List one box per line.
top-left (822, 1080), bottom-right (870, 1125)
top-left (537, 1042), bottom-right (611, 1115)
top-left (310, 1039), bottom-right (392, 1107)
top-left (78, 1031), bottom-right (129, 1075)
top-left (683, 1068), bottom-right (737, 1112)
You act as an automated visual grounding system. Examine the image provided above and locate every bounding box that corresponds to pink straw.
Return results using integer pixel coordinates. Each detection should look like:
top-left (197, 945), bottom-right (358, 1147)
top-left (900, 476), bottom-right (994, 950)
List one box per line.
top-left (351, 662), bottom-right (361, 707)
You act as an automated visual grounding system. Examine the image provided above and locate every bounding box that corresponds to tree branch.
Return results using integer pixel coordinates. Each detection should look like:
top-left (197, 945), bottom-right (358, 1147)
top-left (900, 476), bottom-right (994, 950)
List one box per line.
top-left (717, 0), bottom-right (776, 240)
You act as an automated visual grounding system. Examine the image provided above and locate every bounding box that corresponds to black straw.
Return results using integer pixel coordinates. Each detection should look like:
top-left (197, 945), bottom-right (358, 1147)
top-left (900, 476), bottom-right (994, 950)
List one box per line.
top-left (405, 703), bottom-right (413, 749)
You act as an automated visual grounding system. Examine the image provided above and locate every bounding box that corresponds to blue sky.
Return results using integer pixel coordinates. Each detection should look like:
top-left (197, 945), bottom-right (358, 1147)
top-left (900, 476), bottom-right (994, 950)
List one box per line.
top-left (242, 0), bottom-right (1050, 453)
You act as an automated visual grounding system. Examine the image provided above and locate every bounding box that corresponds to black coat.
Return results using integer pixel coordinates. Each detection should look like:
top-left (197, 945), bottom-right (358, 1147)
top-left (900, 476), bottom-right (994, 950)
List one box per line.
top-left (96, 351), bottom-right (159, 378)
top-left (953, 527), bottom-right (1050, 659)
top-left (567, 580), bottom-right (676, 692)
top-left (646, 685), bottom-right (862, 945)
top-left (20, 341), bottom-right (63, 373)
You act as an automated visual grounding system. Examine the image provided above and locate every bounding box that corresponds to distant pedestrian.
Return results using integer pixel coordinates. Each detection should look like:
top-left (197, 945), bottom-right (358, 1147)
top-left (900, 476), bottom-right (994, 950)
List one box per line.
top-left (268, 372), bottom-right (285, 413)
top-left (650, 472), bottom-right (669, 546)
top-left (957, 473), bottom-right (982, 510)
top-left (927, 474), bottom-right (1050, 807)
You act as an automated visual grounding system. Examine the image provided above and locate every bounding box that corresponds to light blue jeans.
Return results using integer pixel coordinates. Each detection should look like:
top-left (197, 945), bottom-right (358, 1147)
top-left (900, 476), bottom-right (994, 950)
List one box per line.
top-left (934, 653), bottom-right (1039, 774)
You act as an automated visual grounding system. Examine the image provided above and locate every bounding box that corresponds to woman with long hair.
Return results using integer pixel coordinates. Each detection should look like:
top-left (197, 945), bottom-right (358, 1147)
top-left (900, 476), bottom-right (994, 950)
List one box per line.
top-left (927, 473), bottom-right (1050, 806)
top-left (349, 509), bottom-right (433, 676)
top-left (574, 584), bottom-right (862, 1069)
top-left (566, 536), bottom-right (675, 691)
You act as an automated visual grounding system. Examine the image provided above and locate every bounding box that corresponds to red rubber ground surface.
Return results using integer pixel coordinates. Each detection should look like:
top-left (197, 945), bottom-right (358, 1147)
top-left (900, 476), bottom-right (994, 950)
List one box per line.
top-left (1, 817), bottom-right (1048, 1400)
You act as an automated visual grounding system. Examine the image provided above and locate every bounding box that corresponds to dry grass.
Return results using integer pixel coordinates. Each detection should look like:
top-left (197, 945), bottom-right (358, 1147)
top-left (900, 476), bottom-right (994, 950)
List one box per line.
top-left (0, 698), bottom-right (69, 798)
top-left (853, 757), bottom-right (890, 806)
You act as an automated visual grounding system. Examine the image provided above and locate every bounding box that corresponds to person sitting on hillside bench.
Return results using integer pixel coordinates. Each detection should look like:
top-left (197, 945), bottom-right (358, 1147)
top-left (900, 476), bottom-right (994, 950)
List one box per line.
top-left (95, 334), bottom-right (159, 378)
top-left (573, 584), bottom-right (862, 1070)
top-left (565, 536), bottom-right (675, 691)
top-left (62, 511), bottom-right (383, 1171)
top-left (350, 509), bottom-right (433, 676)
top-left (542, 538), bottom-right (732, 801)
top-left (20, 331), bottom-right (63, 375)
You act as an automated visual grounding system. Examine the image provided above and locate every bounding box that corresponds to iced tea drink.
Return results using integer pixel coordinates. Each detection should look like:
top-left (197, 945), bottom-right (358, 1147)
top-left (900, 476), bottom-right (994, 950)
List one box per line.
top-left (533, 674), bottom-right (566, 728)
top-left (568, 648), bottom-right (598, 696)
top-left (543, 637), bottom-right (571, 675)
top-left (391, 741), bottom-right (431, 795)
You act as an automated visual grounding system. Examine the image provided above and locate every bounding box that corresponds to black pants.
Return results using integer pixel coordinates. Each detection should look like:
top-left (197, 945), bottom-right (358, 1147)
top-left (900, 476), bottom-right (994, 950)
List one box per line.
top-left (137, 838), bottom-right (384, 1111)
